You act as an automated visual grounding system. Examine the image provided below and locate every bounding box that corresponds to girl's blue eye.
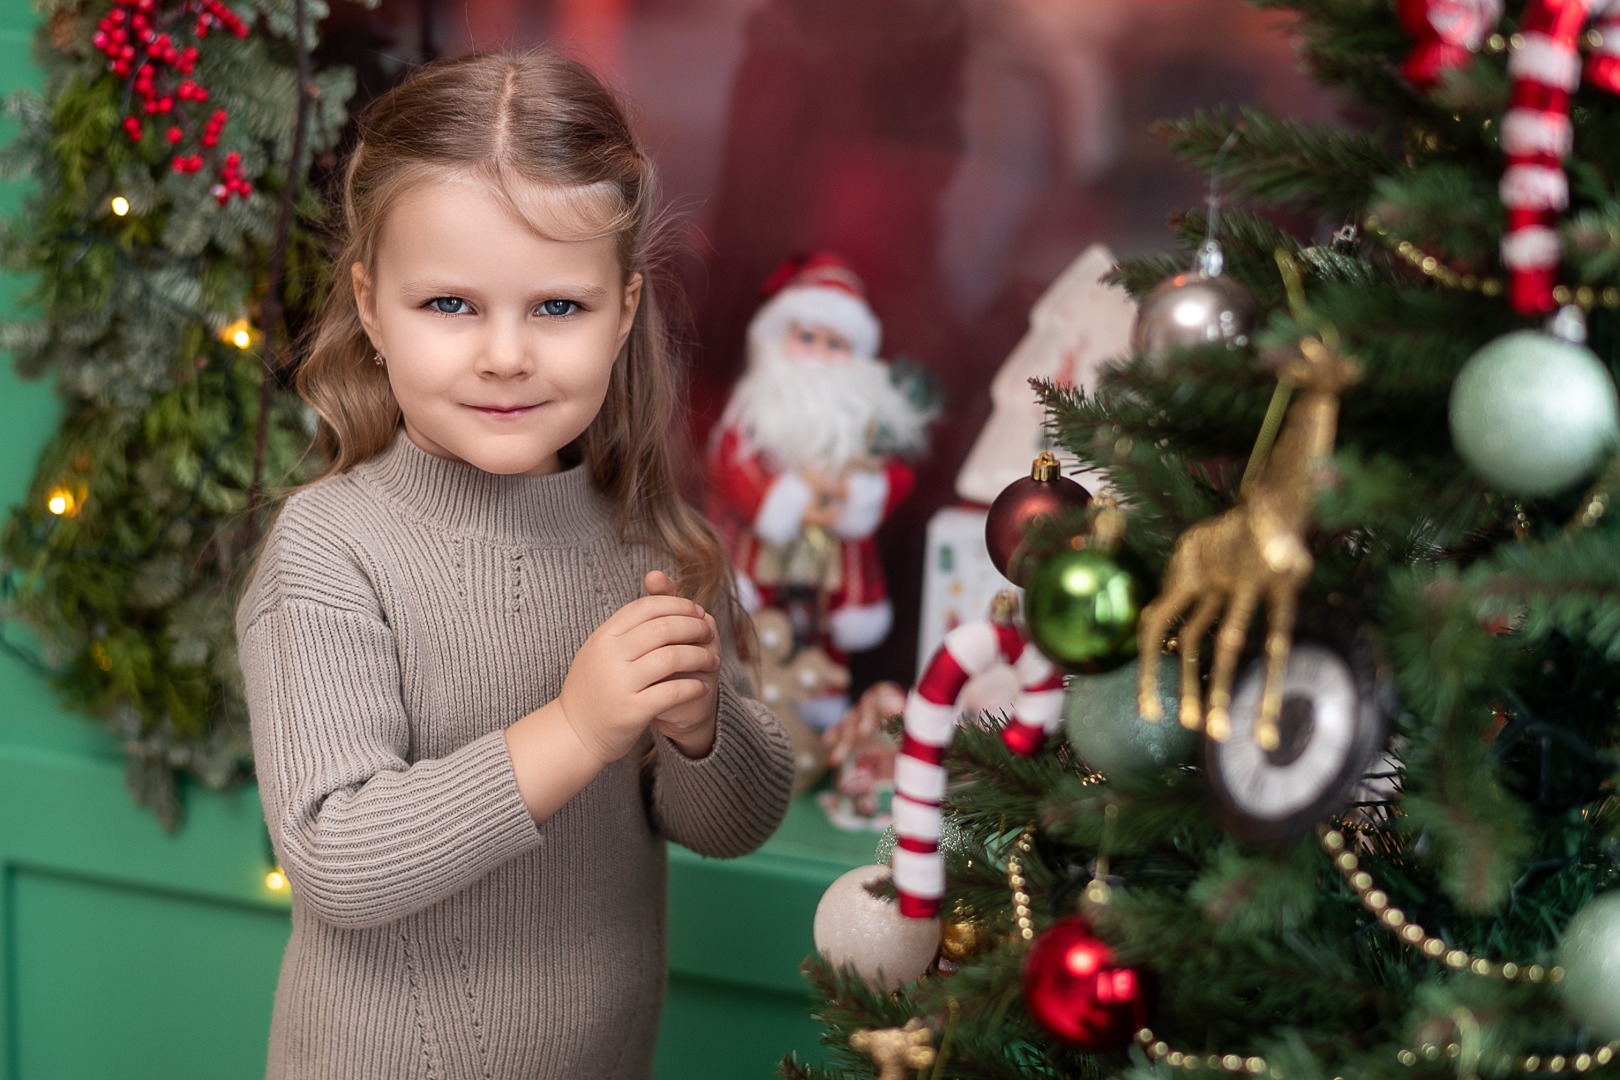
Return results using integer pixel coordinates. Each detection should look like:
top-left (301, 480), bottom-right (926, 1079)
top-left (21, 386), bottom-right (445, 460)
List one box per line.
top-left (430, 297), bottom-right (469, 314)
top-left (539, 299), bottom-right (578, 317)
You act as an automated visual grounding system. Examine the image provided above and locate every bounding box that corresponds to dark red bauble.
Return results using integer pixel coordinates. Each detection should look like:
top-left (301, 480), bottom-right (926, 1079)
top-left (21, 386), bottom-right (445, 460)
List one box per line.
top-left (986, 454), bottom-right (1091, 586)
top-left (1022, 917), bottom-right (1149, 1050)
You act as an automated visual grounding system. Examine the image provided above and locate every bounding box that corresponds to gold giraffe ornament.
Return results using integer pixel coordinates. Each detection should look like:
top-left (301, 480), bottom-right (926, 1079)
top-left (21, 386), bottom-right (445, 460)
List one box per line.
top-left (849, 1018), bottom-right (937, 1080)
top-left (1136, 266), bottom-right (1361, 748)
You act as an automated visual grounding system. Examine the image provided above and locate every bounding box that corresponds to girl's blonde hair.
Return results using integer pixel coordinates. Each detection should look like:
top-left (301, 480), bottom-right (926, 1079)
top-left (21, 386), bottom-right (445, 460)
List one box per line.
top-left (297, 50), bottom-right (740, 622)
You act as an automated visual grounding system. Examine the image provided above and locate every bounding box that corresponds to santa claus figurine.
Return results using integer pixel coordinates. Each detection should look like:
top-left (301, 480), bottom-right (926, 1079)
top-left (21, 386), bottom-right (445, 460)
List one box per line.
top-left (709, 254), bottom-right (935, 727)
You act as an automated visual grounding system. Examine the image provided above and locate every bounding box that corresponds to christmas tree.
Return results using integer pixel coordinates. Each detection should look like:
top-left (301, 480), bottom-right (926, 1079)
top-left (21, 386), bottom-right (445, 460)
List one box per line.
top-left (790, 1), bottom-right (1620, 1078)
top-left (0, 0), bottom-right (355, 824)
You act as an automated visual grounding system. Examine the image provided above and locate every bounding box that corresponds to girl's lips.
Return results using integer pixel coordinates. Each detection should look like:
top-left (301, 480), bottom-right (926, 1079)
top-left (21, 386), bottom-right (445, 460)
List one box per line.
top-left (468, 403), bottom-right (540, 417)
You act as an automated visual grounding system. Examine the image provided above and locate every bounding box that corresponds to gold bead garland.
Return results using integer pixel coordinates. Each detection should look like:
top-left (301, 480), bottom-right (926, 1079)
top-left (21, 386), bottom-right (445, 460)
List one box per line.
top-left (1134, 1027), bottom-right (1620, 1076)
top-left (1363, 216), bottom-right (1620, 311)
top-left (1009, 812), bottom-right (1608, 1074)
top-left (1320, 828), bottom-right (1566, 982)
top-left (1008, 826), bottom-right (1036, 942)
top-left (1134, 1031), bottom-right (1280, 1076)
top-left (1107, 827), bottom-right (1612, 1076)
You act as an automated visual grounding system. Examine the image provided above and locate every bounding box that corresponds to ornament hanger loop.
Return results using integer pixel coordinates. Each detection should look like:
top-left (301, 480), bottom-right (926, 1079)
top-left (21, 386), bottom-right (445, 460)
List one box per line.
top-left (1547, 303), bottom-right (1587, 344)
top-left (1196, 131), bottom-right (1244, 276)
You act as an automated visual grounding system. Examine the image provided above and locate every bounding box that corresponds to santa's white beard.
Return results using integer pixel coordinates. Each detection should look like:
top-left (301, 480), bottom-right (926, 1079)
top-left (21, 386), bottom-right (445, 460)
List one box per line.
top-left (720, 342), bottom-right (931, 472)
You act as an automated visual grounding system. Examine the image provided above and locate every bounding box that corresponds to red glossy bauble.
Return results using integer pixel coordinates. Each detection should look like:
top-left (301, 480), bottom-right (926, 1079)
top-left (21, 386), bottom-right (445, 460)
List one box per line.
top-left (986, 454), bottom-right (1091, 587)
top-left (1022, 917), bottom-right (1149, 1050)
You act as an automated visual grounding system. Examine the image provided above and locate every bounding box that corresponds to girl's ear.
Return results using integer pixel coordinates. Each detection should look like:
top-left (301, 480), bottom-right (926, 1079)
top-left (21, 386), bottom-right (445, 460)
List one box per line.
top-left (352, 261), bottom-right (381, 349)
top-left (616, 272), bottom-right (643, 353)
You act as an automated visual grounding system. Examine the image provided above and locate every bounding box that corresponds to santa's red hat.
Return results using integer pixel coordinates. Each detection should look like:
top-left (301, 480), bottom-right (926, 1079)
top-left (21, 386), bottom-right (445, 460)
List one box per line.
top-left (746, 252), bottom-right (882, 360)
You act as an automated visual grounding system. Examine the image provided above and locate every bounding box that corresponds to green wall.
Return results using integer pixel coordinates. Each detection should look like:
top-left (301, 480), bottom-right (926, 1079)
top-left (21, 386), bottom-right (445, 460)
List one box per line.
top-left (0, 7), bottom-right (871, 1075)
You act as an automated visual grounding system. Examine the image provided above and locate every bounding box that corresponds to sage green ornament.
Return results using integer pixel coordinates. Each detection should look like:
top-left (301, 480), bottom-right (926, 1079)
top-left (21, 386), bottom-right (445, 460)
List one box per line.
top-left (1449, 329), bottom-right (1620, 497)
top-left (1064, 659), bottom-right (1196, 779)
top-left (1558, 890), bottom-right (1620, 1040)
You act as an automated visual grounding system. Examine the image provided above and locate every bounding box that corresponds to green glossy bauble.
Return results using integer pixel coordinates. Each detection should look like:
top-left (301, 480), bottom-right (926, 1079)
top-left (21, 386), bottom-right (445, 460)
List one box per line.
top-left (1064, 659), bottom-right (1195, 779)
top-left (1025, 548), bottom-right (1141, 671)
top-left (1449, 330), bottom-right (1620, 497)
top-left (1558, 890), bottom-right (1620, 1040)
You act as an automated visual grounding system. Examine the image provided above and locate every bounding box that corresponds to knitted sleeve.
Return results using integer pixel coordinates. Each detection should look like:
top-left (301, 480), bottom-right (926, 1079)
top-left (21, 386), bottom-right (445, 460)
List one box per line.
top-left (242, 597), bottom-right (540, 929)
top-left (646, 652), bottom-right (796, 858)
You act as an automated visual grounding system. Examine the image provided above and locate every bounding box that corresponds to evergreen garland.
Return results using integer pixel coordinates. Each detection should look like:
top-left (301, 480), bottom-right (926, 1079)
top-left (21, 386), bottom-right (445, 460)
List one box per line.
top-left (0, 0), bottom-right (355, 825)
top-left (794, 1), bottom-right (1620, 1077)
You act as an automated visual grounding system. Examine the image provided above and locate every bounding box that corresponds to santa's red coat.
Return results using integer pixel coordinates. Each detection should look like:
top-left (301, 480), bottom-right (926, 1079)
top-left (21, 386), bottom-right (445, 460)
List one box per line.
top-left (708, 425), bottom-right (913, 650)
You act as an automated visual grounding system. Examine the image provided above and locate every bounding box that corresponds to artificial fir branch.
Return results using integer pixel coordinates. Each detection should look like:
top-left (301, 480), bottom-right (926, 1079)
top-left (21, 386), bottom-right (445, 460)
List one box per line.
top-left (0, 0), bottom-right (353, 823)
top-left (245, 0), bottom-right (312, 544)
top-left (1154, 107), bottom-right (1401, 217)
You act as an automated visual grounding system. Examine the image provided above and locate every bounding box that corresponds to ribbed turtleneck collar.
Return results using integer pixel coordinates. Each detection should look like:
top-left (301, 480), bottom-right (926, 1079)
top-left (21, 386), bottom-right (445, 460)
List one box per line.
top-left (354, 432), bottom-right (615, 545)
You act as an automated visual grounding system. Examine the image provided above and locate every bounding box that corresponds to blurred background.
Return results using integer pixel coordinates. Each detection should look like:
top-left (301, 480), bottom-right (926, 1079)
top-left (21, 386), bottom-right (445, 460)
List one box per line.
top-left (317, 0), bottom-right (1344, 692)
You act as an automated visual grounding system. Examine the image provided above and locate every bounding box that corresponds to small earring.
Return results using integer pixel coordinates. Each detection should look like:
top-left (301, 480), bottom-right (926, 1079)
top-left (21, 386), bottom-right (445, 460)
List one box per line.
top-left (374, 351), bottom-right (384, 367)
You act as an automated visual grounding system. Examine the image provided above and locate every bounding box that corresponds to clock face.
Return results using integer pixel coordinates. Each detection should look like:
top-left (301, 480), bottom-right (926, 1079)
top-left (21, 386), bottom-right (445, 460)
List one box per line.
top-left (1205, 641), bottom-right (1387, 842)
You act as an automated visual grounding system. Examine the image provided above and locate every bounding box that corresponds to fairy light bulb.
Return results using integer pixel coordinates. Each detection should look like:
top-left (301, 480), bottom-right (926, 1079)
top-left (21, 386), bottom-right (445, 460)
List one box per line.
top-left (110, 196), bottom-right (130, 216)
top-left (46, 486), bottom-right (77, 516)
top-left (220, 317), bottom-right (253, 349)
top-left (265, 868), bottom-right (287, 891)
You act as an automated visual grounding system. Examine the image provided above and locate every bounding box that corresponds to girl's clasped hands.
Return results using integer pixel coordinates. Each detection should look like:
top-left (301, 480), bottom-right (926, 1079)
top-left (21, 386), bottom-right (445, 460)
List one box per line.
top-left (556, 569), bottom-right (722, 764)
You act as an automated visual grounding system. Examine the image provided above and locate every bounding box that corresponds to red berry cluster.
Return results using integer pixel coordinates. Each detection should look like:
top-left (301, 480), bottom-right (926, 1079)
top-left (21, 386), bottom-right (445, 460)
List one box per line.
top-left (90, 0), bottom-right (253, 203)
top-left (214, 151), bottom-right (250, 202)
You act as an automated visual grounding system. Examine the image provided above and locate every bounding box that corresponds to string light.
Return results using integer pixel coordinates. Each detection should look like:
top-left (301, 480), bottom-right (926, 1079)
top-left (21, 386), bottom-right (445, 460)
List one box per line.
top-left (45, 486), bottom-right (80, 516)
top-left (110, 195), bottom-right (130, 216)
top-left (220, 317), bottom-right (253, 349)
top-left (265, 868), bottom-right (287, 892)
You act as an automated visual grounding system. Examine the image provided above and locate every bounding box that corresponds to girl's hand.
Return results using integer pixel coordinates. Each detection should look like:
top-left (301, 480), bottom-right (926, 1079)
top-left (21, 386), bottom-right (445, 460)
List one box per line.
top-left (642, 570), bottom-right (721, 758)
top-left (556, 578), bottom-right (720, 765)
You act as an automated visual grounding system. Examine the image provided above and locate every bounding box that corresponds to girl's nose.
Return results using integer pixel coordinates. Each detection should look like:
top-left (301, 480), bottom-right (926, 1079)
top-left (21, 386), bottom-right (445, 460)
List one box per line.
top-left (480, 320), bottom-right (532, 377)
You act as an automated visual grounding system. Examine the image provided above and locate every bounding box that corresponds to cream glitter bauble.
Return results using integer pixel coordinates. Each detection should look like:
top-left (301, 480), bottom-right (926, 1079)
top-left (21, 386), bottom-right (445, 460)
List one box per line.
top-left (1558, 890), bottom-right (1620, 1040)
top-left (812, 864), bottom-right (941, 991)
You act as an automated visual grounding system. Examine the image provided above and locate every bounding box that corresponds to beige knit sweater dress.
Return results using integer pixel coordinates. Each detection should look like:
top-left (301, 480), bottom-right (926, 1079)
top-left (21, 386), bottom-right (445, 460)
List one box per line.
top-left (237, 434), bottom-right (796, 1080)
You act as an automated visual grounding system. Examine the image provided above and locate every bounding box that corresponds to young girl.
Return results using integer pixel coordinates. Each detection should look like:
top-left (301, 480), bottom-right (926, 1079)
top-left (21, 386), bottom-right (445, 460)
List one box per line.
top-left (237, 51), bottom-right (795, 1080)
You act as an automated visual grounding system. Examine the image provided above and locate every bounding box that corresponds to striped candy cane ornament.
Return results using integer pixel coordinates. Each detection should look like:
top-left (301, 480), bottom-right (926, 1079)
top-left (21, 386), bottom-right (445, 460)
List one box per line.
top-left (1499, 0), bottom-right (1620, 313)
top-left (891, 618), bottom-right (1066, 919)
top-left (1588, 0), bottom-right (1620, 91)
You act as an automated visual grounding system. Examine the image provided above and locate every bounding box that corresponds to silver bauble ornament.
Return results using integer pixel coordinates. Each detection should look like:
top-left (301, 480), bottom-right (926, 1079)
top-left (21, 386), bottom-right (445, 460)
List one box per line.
top-left (1064, 658), bottom-right (1195, 779)
top-left (1558, 890), bottom-right (1620, 1040)
top-left (1132, 242), bottom-right (1257, 359)
top-left (812, 864), bottom-right (941, 991)
top-left (1449, 326), bottom-right (1620, 497)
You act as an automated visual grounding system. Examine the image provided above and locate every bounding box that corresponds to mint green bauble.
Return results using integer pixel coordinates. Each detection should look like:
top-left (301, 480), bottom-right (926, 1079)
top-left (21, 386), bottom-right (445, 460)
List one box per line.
top-left (1558, 891), bottom-right (1620, 1040)
top-left (1064, 659), bottom-right (1196, 779)
top-left (1449, 330), bottom-right (1620, 497)
top-left (1025, 548), bottom-right (1141, 670)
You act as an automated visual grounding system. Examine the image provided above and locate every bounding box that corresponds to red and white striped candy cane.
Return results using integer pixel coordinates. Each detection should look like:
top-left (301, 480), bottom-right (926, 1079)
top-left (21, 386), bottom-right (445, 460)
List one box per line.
top-left (1588, 0), bottom-right (1620, 90)
top-left (1501, 0), bottom-right (1595, 314)
top-left (1398, 0), bottom-right (1503, 89)
top-left (890, 619), bottom-right (1066, 919)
